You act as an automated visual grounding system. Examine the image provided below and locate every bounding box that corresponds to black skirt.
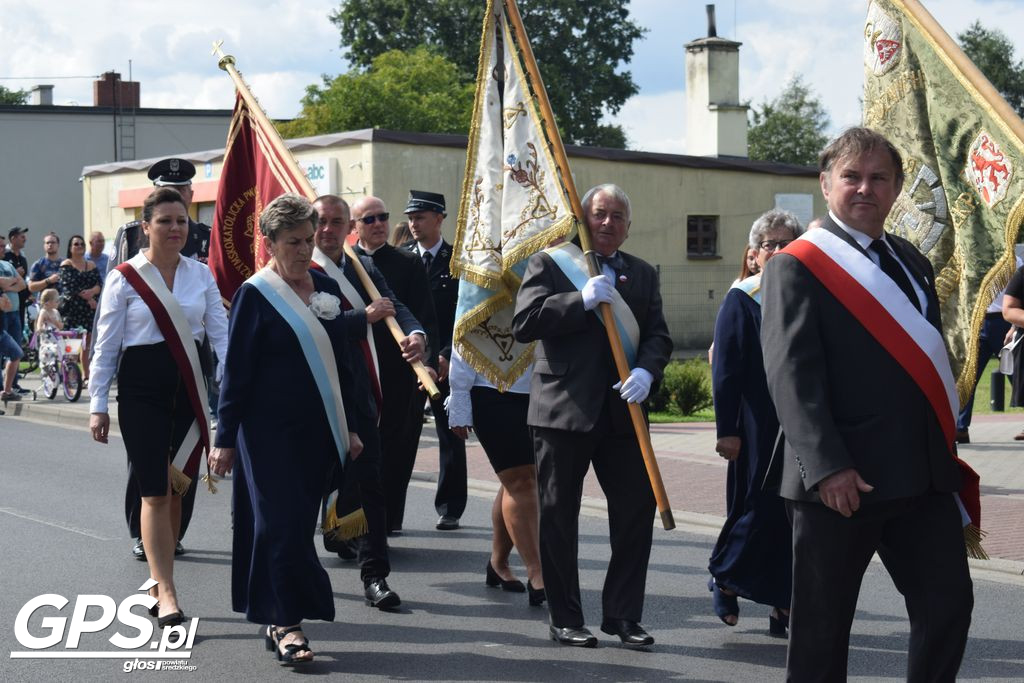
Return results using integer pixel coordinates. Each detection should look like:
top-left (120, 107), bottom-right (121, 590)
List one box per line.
top-left (470, 387), bottom-right (534, 474)
top-left (117, 342), bottom-right (197, 497)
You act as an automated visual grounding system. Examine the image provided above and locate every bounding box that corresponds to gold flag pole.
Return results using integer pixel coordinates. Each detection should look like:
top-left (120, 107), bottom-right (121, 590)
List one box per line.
top-left (211, 42), bottom-right (440, 400)
top-left (502, 1), bottom-right (675, 530)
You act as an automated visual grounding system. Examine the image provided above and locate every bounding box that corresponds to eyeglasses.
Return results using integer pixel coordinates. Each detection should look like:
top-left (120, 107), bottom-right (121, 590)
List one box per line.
top-left (357, 212), bottom-right (390, 225)
top-left (758, 239), bottom-right (794, 252)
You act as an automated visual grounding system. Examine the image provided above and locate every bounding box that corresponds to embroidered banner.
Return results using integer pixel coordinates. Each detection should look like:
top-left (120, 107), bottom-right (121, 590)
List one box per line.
top-left (209, 93), bottom-right (307, 304)
top-left (863, 0), bottom-right (1024, 404)
top-left (450, 0), bottom-right (574, 389)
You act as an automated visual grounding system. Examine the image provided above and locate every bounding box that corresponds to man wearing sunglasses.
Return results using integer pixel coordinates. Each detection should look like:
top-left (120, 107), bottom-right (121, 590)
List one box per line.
top-left (352, 195), bottom-right (439, 536)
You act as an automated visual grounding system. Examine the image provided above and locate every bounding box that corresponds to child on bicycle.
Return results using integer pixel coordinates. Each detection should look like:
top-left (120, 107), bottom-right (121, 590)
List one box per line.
top-left (35, 288), bottom-right (63, 333)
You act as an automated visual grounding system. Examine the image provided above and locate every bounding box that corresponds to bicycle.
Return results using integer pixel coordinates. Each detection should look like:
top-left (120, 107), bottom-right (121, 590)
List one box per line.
top-left (37, 328), bottom-right (85, 402)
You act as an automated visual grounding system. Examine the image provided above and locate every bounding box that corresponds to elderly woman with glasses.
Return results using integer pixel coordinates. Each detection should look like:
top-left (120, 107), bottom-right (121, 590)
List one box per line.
top-left (208, 193), bottom-right (364, 666)
top-left (708, 209), bottom-right (802, 637)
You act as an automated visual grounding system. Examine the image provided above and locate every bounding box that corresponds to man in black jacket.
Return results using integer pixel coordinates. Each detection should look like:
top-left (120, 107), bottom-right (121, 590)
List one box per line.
top-left (313, 194), bottom-right (427, 609)
top-left (403, 190), bottom-right (466, 530)
top-left (351, 195), bottom-right (438, 535)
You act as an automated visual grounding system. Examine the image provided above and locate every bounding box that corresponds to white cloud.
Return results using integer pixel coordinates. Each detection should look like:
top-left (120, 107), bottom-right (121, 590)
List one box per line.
top-left (615, 90), bottom-right (687, 154)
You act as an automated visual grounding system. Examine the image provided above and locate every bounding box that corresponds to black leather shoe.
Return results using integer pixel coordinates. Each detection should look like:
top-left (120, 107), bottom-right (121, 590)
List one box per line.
top-left (600, 619), bottom-right (654, 647)
top-left (132, 538), bottom-right (146, 561)
top-left (364, 578), bottom-right (401, 609)
top-left (549, 625), bottom-right (597, 647)
top-left (436, 515), bottom-right (460, 530)
top-left (174, 541), bottom-right (185, 556)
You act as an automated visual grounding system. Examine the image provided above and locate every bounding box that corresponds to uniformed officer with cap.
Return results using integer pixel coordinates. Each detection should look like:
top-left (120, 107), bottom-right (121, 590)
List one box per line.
top-left (108, 157), bottom-right (214, 561)
top-left (402, 190), bottom-right (467, 531)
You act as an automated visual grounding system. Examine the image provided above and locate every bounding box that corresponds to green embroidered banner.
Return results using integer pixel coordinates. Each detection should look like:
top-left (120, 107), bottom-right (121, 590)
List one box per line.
top-left (863, 0), bottom-right (1024, 403)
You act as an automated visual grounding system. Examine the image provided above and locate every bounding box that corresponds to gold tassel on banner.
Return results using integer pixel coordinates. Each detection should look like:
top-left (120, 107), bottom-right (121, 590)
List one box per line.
top-left (964, 525), bottom-right (988, 560)
top-left (169, 466), bottom-right (192, 497)
top-left (201, 459), bottom-right (221, 494)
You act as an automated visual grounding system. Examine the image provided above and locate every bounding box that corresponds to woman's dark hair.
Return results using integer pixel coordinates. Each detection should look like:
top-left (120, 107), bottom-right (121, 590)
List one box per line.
top-left (66, 234), bottom-right (86, 259)
top-left (141, 187), bottom-right (187, 223)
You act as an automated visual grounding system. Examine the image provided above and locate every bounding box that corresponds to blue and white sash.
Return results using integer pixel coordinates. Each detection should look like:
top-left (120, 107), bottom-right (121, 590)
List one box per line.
top-left (248, 268), bottom-right (351, 463)
top-left (544, 242), bottom-right (640, 366)
top-left (730, 273), bottom-right (762, 305)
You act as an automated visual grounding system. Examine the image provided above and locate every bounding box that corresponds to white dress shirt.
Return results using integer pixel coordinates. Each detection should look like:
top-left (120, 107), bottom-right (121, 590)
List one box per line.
top-left (89, 254), bottom-right (229, 413)
top-left (830, 211), bottom-right (928, 315)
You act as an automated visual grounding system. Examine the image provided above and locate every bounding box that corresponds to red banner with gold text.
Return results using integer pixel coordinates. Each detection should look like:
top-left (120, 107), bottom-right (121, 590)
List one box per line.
top-left (209, 93), bottom-right (308, 303)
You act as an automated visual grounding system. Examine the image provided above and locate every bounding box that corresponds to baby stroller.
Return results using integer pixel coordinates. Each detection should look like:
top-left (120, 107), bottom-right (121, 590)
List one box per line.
top-left (37, 328), bottom-right (85, 402)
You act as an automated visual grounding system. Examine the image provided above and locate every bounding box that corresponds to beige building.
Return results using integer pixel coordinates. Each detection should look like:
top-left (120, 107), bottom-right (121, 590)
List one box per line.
top-left (81, 129), bottom-right (823, 348)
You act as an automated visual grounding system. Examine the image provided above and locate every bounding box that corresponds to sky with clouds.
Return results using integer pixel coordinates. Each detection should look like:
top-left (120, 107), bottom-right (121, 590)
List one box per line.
top-left (1, 0), bottom-right (1021, 155)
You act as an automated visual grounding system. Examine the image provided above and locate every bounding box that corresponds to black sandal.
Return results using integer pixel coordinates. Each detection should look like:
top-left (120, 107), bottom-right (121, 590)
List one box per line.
top-left (268, 625), bottom-right (313, 666)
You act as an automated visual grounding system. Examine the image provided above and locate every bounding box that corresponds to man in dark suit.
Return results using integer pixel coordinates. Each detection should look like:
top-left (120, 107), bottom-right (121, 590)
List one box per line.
top-left (402, 190), bottom-right (466, 531)
top-left (512, 183), bottom-right (672, 648)
top-left (351, 195), bottom-right (439, 535)
top-left (313, 194), bottom-right (428, 609)
top-left (113, 157), bottom-right (212, 561)
top-left (761, 127), bottom-right (973, 681)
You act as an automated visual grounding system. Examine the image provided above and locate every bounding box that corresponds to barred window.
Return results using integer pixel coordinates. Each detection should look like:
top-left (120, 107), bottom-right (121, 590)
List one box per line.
top-left (687, 215), bottom-right (718, 257)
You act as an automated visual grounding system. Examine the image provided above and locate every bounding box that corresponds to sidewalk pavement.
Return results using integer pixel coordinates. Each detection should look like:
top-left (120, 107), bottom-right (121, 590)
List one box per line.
top-left (6, 374), bottom-right (1023, 575)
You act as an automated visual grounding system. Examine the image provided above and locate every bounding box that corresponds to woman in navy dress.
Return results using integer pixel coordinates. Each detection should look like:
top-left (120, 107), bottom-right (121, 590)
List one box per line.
top-left (209, 194), bottom-right (364, 666)
top-left (709, 209), bottom-right (801, 636)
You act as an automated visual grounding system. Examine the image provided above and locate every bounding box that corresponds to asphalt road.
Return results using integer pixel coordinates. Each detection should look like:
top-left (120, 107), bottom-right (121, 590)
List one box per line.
top-left (2, 417), bottom-right (1023, 681)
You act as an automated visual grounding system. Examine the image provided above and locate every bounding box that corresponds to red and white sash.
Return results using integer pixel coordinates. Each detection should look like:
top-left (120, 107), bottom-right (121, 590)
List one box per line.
top-left (784, 228), bottom-right (980, 528)
top-left (311, 248), bottom-right (383, 410)
top-left (116, 253), bottom-right (210, 479)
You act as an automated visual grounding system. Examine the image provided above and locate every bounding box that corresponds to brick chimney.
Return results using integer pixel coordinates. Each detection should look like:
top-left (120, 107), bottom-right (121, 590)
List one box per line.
top-left (93, 72), bottom-right (139, 108)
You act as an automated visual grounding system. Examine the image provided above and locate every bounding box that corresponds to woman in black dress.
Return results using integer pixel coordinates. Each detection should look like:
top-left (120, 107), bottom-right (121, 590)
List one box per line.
top-left (709, 209), bottom-right (801, 636)
top-left (59, 235), bottom-right (102, 380)
top-left (208, 193), bottom-right (364, 666)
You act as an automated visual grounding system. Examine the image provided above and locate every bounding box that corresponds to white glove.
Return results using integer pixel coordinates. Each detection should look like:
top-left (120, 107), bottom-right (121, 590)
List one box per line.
top-left (444, 389), bottom-right (473, 428)
top-left (613, 367), bottom-right (654, 404)
top-left (581, 275), bottom-right (614, 311)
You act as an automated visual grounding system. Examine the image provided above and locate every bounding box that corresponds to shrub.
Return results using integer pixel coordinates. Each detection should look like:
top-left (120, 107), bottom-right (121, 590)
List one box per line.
top-left (656, 359), bottom-right (713, 416)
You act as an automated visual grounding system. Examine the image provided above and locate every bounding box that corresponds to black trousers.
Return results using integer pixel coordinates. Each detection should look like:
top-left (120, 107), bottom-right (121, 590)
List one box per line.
top-left (532, 417), bottom-right (656, 628)
top-left (430, 378), bottom-right (467, 519)
top-left (786, 494), bottom-right (973, 683)
top-left (334, 421), bottom-right (390, 583)
top-left (379, 370), bottom-right (426, 532)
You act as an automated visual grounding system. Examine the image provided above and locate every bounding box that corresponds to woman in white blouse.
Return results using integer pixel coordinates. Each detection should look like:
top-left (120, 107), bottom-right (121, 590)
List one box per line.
top-left (89, 188), bottom-right (228, 627)
top-left (447, 348), bottom-right (545, 606)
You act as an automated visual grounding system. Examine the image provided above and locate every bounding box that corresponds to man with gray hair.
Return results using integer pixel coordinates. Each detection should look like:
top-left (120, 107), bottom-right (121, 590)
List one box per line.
top-left (513, 183), bottom-right (672, 648)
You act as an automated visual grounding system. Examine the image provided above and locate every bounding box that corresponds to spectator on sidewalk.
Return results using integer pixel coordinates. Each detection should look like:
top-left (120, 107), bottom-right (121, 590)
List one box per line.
top-left (28, 232), bottom-right (62, 296)
top-left (85, 231), bottom-right (109, 276)
top-left (4, 226), bottom-right (30, 339)
top-left (0, 256), bottom-right (26, 402)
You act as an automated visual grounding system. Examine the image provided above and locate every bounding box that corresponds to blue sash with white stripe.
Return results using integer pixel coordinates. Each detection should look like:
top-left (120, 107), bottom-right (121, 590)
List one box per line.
top-left (248, 269), bottom-right (351, 463)
top-left (544, 242), bottom-right (640, 366)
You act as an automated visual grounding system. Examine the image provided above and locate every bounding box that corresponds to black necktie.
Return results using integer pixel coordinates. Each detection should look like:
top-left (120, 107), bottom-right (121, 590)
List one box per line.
top-left (597, 253), bottom-right (623, 274)
top-left (423, 251), bottom-right (433, 271)
top-left (869, 239), bottom-right (920, 313)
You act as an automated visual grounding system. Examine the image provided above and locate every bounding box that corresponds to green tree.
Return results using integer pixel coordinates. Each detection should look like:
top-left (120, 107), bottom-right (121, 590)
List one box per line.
top-left (0, 85), bottom-right (28, 105)
top-left (328, 0), bottom-right (645, 148)
top-left (747, 76), bottom-right (830, 166)
top-left (278, 48), bottom-right (474, 138)
top-left (958, 21), bottom-right (1024, 117)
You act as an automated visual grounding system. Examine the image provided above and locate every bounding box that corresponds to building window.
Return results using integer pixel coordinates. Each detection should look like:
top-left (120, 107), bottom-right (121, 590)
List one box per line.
top-left (687, 215), bottom-right (719, 257)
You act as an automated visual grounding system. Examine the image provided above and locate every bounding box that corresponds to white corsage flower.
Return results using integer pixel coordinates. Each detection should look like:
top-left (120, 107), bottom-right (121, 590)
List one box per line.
top-left (309, 292), bottom-right (342, 320)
